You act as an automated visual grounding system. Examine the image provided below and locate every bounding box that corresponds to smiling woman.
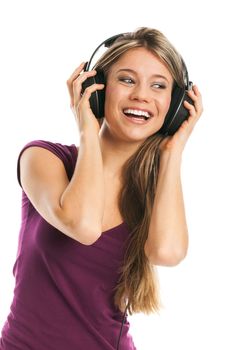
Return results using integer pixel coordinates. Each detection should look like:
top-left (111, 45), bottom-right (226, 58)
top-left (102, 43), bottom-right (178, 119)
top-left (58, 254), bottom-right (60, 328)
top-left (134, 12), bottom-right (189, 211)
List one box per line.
top-left (0, 27), bottom-right (203, 350)
top-left (91, 30), bottom-right (202, 321)
top-left (103, 47), bottom-right (173, 137)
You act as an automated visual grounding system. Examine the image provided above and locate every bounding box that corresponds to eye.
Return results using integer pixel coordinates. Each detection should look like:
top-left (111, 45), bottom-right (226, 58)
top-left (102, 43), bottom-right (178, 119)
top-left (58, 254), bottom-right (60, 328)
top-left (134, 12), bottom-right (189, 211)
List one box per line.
top-left (118, 76), bottom-right (135, 85)
top-left (152, 82), bottom-right (166, 89)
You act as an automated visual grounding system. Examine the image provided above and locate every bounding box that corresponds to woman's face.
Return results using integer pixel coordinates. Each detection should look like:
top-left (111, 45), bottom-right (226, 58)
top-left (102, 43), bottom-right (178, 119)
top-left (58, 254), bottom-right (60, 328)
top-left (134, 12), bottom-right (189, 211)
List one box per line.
top-left (103, 47), bottom-right (174, 144)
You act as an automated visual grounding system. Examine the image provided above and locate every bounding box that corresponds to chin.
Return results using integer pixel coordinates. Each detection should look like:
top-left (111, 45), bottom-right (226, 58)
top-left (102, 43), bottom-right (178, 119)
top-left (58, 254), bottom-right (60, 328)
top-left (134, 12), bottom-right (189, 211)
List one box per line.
top-left (121, 132), bottom-right (153, 144)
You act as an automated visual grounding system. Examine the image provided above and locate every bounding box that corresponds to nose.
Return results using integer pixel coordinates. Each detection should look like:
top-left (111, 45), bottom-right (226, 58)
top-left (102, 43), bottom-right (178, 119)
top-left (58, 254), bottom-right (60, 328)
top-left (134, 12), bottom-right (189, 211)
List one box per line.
top-left (129, 83), bottom-right (151, 103)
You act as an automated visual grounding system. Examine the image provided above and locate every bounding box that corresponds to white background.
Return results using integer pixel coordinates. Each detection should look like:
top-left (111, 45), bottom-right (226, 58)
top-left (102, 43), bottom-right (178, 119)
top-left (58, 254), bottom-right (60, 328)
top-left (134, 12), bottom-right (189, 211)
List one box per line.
top-left (0, 0), bottom-right (232, 349)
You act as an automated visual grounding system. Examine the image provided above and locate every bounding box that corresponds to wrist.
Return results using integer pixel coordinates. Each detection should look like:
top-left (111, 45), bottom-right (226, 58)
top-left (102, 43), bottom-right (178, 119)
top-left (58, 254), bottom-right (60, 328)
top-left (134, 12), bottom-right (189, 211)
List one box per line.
top-left (79, 128), bottom-right (100, 141)
top-left (160, 149), bottom-right (183, 166)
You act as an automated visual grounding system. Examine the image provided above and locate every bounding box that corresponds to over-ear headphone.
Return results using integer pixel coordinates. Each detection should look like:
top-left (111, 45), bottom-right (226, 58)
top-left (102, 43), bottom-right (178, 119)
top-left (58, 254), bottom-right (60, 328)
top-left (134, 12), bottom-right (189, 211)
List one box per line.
top-left (82, 33), bottom-right (193, 136)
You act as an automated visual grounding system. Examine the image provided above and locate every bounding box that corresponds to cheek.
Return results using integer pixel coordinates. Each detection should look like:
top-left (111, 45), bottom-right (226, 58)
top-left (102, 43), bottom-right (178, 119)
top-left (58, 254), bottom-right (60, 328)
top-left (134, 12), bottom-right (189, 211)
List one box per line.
top-left (159, 94), bottom-right (172, 119)
top-left (105, 84), bottom-right (124, 112)
top-left (105, 85), bottom-right (116, 108)
top-left (154, 95), bottom-right (172, 129)
top-left (104, 85), bottom-right (120, 118)
top-left (164, 94), bottom-right (172, 112)
top-left (105, 84), bottom-right (118, 99)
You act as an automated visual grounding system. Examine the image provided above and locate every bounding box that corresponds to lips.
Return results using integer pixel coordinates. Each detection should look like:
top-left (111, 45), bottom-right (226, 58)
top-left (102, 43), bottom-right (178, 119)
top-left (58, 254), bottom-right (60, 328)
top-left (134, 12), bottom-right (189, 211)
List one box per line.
top-left (122, 108), bottom-right (153, 124)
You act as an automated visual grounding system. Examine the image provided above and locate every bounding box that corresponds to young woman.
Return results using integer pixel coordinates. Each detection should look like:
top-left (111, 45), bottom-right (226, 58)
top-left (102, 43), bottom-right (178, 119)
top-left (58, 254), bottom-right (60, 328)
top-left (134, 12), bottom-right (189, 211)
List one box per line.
top-left (0, 27), bottom-right (203, 350)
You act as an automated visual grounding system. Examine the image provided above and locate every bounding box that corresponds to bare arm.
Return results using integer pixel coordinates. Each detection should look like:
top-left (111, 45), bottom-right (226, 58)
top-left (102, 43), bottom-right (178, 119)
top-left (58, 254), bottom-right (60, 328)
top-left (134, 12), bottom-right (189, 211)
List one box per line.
top-left (20, 63), bottom-right (105, 245)
top-left (145, 85), bottom-right (203, 265)
top-left (20, 132), bottom-right (104, 246)
top-left (144, 152), bottom-right (188, 266)
top-left (59, 131), bottom-right (105, 240)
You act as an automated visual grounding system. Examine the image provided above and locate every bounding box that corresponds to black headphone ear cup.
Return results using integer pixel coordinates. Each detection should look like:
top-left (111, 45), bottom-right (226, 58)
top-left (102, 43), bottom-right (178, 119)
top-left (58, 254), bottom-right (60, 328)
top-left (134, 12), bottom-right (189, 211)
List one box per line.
top-left (159, 85), bottom-right (193, 135)
top-left (81, 70), bottom-right (105, 118)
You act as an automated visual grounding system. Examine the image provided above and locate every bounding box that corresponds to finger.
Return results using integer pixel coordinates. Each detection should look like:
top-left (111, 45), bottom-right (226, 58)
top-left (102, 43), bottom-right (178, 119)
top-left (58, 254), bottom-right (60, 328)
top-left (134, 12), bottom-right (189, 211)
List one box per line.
top-left (69, 70), bottom-right (97, 108)
top-left (184, 100), bottom-right (196, 116)
top-left (72, 71), bottom-right (99, 107)
top-left (79, 83), bottom-right (105, 101)
top-left (67, 63), bottom-right (95, 104)
top-left (66, 63), bottom-right (86, 106)
top-left (187, 85), bottom-right (202, 103)
top-left (186, 87), bottom-right (203, 116)
top-left (67, 62), bottom-right (86, 87)
top-left (187, 87), bottom-right (198, 103)
top-left (182, 101), bottom-right (201, 135)
top-left (193, 86), bottom-right (203, 115)
top-left (192, 84), bottom-right (201, 97)
top-left (73, 70), bottom-right (97, 88)
top-left (75, 83), bottom-right (105, 109)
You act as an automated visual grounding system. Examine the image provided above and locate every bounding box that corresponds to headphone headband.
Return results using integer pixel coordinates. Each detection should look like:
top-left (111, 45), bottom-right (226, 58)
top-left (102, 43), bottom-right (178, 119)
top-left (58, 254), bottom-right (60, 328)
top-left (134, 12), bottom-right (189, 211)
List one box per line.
top-left (85, 32), bottom-right (190, 91)
top-left (85, 33), bottom-right (126, 71)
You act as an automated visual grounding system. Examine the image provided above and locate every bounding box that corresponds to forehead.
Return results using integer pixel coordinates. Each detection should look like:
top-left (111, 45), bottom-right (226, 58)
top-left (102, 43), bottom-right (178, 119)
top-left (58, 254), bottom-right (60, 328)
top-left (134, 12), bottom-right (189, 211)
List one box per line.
top-left (109, 47), bottom-right (173, 81)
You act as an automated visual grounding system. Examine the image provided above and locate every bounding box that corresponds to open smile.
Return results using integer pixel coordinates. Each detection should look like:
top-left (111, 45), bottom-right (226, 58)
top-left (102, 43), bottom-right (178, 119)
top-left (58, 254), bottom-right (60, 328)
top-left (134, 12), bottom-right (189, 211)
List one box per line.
top-left (122, 108), bottom-right (153, 124)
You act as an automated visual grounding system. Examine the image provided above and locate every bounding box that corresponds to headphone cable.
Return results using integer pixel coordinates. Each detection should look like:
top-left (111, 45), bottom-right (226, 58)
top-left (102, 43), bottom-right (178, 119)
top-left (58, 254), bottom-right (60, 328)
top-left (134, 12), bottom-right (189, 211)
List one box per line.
top-left (116, 302), bottom-right (129, 350)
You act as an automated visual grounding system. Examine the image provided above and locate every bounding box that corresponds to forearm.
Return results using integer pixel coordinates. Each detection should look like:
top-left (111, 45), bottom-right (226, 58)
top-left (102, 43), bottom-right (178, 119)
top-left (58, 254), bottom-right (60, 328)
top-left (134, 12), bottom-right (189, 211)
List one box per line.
top-left (145, 151), bottom-right (189, 265)
top-left (59, 130), bottom-right (105, 240)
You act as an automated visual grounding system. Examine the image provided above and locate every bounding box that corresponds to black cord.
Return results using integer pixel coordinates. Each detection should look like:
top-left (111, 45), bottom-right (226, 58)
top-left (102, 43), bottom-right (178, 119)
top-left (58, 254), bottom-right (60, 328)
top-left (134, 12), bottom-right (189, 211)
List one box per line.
top-left (116, 303), bottom-right (129, 350)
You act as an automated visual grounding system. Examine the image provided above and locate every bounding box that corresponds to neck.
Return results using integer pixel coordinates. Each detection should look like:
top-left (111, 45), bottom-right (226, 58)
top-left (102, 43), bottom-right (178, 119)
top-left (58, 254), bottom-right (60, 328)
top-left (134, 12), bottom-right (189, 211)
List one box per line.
top-left (99, 127), bottom-right (141, 179)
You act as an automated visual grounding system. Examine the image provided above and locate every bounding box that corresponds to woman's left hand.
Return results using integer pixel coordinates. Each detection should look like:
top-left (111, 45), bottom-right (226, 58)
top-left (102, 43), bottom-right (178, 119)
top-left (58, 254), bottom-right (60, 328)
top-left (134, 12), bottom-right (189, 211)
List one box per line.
top-left (160, 85), bottom-right (203, 155)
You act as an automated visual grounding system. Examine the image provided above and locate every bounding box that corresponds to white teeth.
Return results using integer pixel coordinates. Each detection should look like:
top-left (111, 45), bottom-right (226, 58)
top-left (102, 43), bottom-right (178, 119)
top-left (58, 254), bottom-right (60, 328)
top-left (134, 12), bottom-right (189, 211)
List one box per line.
top-left (123, 109), bottom-right (150, 118)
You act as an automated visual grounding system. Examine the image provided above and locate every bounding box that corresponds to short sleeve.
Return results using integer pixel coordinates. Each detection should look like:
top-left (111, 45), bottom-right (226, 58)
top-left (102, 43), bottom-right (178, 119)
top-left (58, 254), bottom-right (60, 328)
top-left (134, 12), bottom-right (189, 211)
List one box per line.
top-left (17, 140), bottom-right (78, 187)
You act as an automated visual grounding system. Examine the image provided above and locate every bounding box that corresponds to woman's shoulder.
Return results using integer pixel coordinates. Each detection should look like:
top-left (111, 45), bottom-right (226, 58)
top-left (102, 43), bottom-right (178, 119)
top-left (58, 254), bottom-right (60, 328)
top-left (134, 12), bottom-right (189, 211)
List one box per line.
top-left (20, 139), bottom-right (78, 155)
top-left (17, 139), bottom-right (78, 183)
top-left (19, 139), bottom-right (78, 161)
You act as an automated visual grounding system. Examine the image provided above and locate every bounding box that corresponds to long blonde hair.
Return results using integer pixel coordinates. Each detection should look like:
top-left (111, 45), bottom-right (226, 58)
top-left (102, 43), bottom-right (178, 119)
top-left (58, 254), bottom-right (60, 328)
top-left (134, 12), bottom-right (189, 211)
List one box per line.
top-left (95, 27), bottom-right (186, 315)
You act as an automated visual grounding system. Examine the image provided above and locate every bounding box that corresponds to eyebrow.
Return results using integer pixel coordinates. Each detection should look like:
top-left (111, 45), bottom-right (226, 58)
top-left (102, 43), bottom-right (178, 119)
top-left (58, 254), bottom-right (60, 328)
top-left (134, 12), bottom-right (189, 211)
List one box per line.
top-left (116, 68), bottom-right (170, 83)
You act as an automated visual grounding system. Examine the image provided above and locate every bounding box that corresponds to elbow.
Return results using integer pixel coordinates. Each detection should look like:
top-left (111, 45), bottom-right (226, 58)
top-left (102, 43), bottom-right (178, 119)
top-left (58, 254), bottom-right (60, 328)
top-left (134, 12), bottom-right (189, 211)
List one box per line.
top-left (54, 207), bottom-right (101, 245)
top-left (156, 247), bottom-right (188, 266)
top-left (68, 221), bottom-right (102, 245)
top-left (145, 241), bottom-right (188, 267)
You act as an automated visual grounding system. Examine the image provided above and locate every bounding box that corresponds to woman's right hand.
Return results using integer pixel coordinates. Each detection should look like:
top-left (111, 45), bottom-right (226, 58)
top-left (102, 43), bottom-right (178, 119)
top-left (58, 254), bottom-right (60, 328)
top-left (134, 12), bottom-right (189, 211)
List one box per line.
top-left (66, 62), bottom-right (105, 133)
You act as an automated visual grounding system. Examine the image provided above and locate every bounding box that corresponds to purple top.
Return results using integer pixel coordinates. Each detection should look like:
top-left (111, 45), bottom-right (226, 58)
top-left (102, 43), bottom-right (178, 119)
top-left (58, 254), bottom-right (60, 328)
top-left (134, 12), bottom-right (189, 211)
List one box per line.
top-left (0, 140), bottom-right (136, 350)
